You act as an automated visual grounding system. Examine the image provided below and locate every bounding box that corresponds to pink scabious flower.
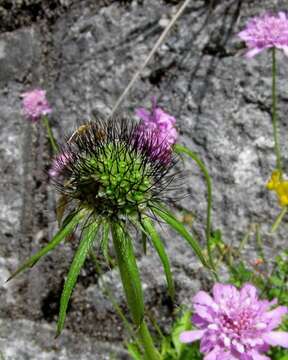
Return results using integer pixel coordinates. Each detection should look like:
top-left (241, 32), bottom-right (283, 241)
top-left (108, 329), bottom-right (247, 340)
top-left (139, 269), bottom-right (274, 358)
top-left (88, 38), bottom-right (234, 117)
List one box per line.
top-left (238, 12), bottom-right (288, 58)
top-left (135, 97), bottom-right (178, 162)
top-left (49, 151), bottom-right (73, 178)
top-left (21, 88), bottom-right (52, 122)
top-left (180, 283), bottom-right (288, 359)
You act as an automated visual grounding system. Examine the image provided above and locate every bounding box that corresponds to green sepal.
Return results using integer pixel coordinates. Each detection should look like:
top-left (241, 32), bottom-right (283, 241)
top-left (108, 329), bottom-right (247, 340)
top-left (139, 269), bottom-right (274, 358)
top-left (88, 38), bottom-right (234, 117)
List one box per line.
top-left (141, 217), bottom-right (175, 300)
top-left (7, 210), bottom-right (85, 282)
top-left (56, 221), bottom-right (99, 336)
top-left (111, 223), bottom-right (144, 326)
top-left (153, 206), bottom-right (210, 269)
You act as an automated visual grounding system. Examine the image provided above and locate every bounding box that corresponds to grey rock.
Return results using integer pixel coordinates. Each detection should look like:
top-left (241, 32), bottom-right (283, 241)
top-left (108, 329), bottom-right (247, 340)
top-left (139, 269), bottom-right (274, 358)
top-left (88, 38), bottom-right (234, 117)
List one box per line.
top-left (1, 0), bottom-right (288, 358)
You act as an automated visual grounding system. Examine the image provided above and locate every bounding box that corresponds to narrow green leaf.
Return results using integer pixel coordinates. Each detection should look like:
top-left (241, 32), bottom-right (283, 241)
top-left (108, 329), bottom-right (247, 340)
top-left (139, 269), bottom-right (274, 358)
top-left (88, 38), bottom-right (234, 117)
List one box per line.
top-left (100, 221), bottom-right (111, 266)
top-left (153, 206), bottom-right (210, 269)
top-left (7, 211), bottom-right (85, 282)
top-left (57, 221), bottom-right (99, 336)
top-left (111, 223), bottom-right (144, 326)
top-left (141, 218), bottom-right (175, 299)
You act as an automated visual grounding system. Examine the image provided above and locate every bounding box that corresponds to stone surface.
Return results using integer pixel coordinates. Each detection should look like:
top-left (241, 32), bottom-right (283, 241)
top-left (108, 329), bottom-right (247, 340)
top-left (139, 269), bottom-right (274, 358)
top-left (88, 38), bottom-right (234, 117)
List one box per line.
top-left (1, 0), bottom-right (288, 358)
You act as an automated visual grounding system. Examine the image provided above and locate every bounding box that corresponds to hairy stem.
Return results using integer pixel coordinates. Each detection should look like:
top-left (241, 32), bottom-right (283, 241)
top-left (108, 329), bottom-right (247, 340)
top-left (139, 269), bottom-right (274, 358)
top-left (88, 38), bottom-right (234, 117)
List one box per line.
top-left (272, 48), bottom-right (282, 172)
top-left (111, 223), bottom-right (160, 360)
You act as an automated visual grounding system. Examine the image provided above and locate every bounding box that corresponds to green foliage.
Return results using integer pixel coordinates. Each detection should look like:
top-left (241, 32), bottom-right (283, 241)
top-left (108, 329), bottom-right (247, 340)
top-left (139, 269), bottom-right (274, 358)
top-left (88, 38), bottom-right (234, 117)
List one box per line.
top-left (161, 310), bottom-right (202, 360)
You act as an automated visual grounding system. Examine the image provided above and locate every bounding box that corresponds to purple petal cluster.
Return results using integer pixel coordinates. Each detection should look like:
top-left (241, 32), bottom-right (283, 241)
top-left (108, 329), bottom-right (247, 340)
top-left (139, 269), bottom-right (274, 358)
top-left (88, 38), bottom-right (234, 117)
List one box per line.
top-left (180, 283), bottom-right (288, 359)
top-left (135, 97), bottom-right (177, 162)
top-left (238, 12), bottom-right (288, 58)
top-left (21, 89), bottom-right (52, 122)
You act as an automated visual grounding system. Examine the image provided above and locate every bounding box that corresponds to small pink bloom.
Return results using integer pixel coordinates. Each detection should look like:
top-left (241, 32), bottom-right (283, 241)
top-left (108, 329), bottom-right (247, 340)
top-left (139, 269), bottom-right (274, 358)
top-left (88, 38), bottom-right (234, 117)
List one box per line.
top-left (238, 12), bottom-right (288, 57)
top-left (135, 97), bottom-right (178, 162)
top-left (21, 88), bottom-right (52, 122)
top-left (180, 283), bottom-right (288, 359)
top-left (49, 151), bottom-right (72, 178)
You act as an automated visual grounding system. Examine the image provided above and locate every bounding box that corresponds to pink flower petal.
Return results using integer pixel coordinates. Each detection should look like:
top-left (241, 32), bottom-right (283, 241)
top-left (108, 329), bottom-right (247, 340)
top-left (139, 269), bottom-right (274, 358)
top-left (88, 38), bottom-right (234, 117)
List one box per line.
top-left (179, 329), bottom-right (205, 343)
top-left (264, 306), bottom-right (287, 330)
top-left (240, 283), bottom-right (258, 302)
top-left (278, 12), bottom-right (287, 21)
top-left (193, 291), bottom-right (218, 310)
top-left (245, 47), bottom-right (264, 58)
top-left (203, 346), bottom-right (224, 360)
top-left (135, 108), bottom-right (150, 122)
top-left (262, 331), bottom-right (288, 348)
top-left (249, 350), bottom-right (270, 360)
top-left (212, 283), bottom-right (239, 304)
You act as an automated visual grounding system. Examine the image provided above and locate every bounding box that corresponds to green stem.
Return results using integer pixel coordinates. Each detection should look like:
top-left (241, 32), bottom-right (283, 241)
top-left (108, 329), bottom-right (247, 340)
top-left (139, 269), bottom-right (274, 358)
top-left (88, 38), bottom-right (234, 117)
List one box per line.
top-left (89, 251), bottom-right (142, 352)
top-left (42, 115), bottom-right (59, 154)
top-left (270, 206), bottom-right (287, 233)
top-left (174, 144), bottom-right (215, 271)
top-left (272, 48), bottom-right (282, 172)
top-left (255, 224), bottom-right (265, 262)
top-left (111, 223), bottom-right (160, 360)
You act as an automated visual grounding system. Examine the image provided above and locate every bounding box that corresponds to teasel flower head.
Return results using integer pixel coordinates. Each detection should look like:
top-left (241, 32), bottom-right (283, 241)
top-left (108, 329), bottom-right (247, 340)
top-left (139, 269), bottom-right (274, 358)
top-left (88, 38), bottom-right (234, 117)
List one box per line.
top-left (8, 114), bottom-right (209, 337)
top-left (53, 115), bottom-right (178, 220)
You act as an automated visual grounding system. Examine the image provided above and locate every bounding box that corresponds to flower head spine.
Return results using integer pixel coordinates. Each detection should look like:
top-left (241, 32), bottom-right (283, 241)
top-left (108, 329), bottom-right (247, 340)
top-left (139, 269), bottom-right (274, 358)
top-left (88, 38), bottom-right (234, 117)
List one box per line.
top-left (180, 283), bottom-right (288, 359)
top-left (238, 12), bottom-right (288, 57)
top-left (49, 151), bottom-right (73, 178)
top-left (21, 88), bottom-right (52, 122)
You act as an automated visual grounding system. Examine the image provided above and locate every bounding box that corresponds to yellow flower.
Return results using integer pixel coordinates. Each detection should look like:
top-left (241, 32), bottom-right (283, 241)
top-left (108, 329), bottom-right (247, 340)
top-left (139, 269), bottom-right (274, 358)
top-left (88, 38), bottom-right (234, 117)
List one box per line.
top-left (266, 170), bottom-right (282, 190)
top-left (266, 170), bottom-right (288, 206)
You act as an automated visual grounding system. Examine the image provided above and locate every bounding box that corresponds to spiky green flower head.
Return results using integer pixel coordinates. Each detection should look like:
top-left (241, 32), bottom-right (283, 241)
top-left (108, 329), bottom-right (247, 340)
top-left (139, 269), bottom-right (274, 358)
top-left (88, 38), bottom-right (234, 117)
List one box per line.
top-left (52, 115), bottom-right (177, 221)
